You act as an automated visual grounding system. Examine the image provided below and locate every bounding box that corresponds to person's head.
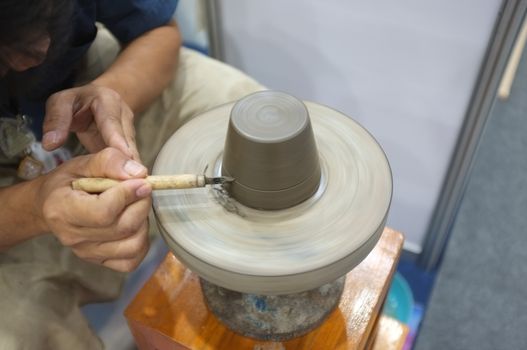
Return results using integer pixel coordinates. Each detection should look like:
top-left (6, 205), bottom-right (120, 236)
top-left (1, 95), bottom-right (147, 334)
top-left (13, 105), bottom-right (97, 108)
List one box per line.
top-left (0, 0), bottom-right (73, 78)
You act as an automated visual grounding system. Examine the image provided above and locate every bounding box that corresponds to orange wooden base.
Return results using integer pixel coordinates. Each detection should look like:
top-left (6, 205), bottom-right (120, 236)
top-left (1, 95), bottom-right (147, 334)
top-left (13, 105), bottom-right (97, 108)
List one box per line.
top-left (125, 228), bottom-right (405, 350)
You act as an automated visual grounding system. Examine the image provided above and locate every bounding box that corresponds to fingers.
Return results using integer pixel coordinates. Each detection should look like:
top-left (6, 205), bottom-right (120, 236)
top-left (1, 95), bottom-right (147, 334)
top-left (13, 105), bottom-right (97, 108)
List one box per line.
top-left (42, 91), bottom-right (76, 150)
top-left (77, 240), bottom-right (149, 272)
top-left (120, 105), bottom-right (141, 161)
top-left (68, 178), bottom-right (151, 230)
top-left (73, 201), bottom-right (151, 272)
top-left (70, 105), bottom-right (94, 132)
top-left (43, 84), bottom-right (138, 158)
top-left (72, 220), bottom-right (150, 273)
top-left (113, 193), bottom-right (152, 238)
top-left (72, 221), bottom-right (150, 262)
top-left (92, 91), bottom-right (134, 158)
top-left (76, 123), bottom-right (107, 154)
top-left (102, 242), bottom-right (149, 272)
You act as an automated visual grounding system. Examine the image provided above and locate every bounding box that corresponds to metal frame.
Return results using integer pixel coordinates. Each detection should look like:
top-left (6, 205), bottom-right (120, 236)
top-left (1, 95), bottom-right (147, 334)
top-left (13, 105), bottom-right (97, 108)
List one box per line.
top-left (204, 0), bottom-right (224, 61)
top-left (419, 0), bottom-right (527, 270)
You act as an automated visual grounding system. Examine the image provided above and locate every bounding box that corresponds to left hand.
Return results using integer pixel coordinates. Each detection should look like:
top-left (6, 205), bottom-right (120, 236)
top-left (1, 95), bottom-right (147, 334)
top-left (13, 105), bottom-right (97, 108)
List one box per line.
top-left (42, 84), bottom-right (140, 160)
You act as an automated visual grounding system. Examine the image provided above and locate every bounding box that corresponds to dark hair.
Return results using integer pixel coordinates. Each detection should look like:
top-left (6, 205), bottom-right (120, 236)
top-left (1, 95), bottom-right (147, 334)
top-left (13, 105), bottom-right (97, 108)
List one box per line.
top-left (0, 0), bottom-right (74, 76)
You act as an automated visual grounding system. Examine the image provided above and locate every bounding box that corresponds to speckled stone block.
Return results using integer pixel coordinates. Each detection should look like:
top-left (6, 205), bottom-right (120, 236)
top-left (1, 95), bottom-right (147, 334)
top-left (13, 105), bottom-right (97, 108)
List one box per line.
top-left (200, 277), bottom-right (345, 341)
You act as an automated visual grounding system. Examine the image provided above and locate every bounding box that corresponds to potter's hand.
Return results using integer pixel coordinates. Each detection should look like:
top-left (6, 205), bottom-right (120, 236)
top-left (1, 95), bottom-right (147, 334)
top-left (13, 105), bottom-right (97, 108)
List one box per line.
top-left (35, 148), bottom-right (151, 272)
top-left (42, 84), bottom-right (139, 161)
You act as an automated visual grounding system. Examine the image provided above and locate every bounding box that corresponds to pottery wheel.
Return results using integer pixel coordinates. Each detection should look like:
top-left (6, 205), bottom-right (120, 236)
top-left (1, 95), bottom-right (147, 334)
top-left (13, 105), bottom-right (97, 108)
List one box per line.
top-left (152, 101), bottom-right (392, 295)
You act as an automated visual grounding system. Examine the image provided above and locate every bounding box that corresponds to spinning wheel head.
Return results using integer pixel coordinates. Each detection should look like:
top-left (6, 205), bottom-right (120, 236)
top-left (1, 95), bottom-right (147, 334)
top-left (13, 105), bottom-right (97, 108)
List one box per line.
top-left (152, 91), bottom-right (392, 295)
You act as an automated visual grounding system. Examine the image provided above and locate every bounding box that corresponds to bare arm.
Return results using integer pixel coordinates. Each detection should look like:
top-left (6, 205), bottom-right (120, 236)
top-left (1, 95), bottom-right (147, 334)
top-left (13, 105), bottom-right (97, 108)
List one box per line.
top-left (0, 180), bottom-right (45, 249)
top-left (93, 21), bottom-right (182, 113)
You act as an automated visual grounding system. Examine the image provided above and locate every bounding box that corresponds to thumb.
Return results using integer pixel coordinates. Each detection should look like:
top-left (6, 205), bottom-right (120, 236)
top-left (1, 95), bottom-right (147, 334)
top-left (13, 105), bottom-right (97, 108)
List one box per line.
top-left (96, 178), bottom-right (152, 218)
top-left (43, 92), bottom-right (76, 151)
top-left (79, 148), bottom-right (148, 180)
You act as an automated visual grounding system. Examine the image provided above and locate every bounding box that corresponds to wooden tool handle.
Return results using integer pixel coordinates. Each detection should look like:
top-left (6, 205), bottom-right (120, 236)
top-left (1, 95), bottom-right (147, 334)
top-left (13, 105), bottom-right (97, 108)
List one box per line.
top-left (72, 174), bottom-right (207, 193)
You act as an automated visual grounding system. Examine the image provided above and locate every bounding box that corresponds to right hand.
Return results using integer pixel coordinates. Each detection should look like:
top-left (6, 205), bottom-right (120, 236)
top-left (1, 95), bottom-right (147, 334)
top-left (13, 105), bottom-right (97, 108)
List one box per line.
top-left (33, 147), bottom-right (152, 272)
top-left (42, 84), bottom-right (139, 160)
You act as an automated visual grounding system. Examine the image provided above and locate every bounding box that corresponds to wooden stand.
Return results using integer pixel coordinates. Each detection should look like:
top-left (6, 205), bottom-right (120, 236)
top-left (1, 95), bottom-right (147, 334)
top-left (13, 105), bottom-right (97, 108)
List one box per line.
top-left (125, 228), bottom-right (407, 350)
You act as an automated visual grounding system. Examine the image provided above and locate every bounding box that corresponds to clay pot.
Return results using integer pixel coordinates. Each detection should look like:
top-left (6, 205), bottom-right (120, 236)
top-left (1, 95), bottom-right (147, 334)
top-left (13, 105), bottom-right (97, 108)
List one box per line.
top-left (222, 91), bottom-right (321, 210)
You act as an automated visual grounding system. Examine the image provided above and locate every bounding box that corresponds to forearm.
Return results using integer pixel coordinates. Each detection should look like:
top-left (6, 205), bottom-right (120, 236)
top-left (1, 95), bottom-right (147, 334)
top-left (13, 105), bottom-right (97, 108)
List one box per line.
top-left (0, 180), bottom-right (47, 250)
top-left (92, 21), bottom-right (181, 114)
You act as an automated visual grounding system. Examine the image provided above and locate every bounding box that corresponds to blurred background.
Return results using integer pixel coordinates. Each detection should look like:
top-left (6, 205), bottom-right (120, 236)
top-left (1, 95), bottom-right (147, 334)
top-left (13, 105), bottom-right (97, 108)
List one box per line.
top-left (83, 1), bottom-right (527, 349)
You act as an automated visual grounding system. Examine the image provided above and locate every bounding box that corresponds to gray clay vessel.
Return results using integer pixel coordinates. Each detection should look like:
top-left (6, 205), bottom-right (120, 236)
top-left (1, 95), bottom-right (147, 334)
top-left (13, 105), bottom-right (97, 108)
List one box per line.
top-left (222, 91), bottom-right (321, 210)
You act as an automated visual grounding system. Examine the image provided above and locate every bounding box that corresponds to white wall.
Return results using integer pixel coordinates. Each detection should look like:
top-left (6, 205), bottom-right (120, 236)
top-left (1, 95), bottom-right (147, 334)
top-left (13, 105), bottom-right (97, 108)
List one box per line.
top-left (217, 0), bottom-right (502, 252)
